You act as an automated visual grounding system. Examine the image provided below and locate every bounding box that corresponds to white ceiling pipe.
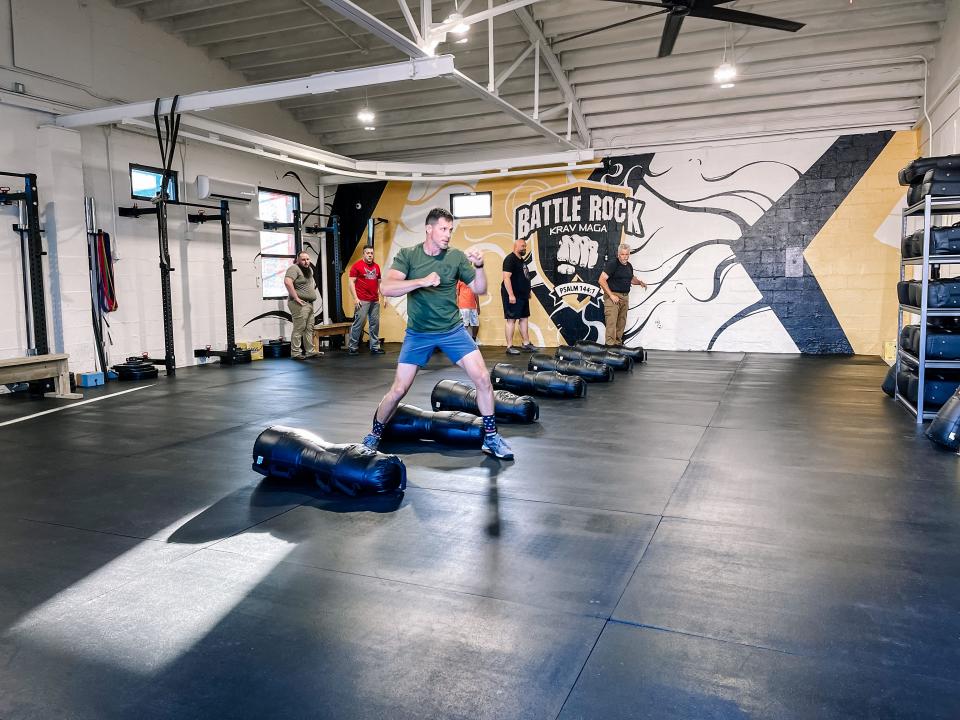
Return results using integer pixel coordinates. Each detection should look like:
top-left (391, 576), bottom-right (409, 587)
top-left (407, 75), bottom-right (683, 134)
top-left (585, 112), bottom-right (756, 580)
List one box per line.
top-left (116, 118), bottom-right (598, 182)
top-left (55, 55), bottom-right (455, 129)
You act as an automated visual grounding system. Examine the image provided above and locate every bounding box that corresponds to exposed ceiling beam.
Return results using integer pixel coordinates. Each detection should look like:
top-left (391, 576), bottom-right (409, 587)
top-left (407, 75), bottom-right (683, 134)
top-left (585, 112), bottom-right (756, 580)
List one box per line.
top-left (397, 0), bottom-right (423, 45)
top-left (430, 0), bottom-right (547, 37)
top-left (315, 0), bottom-right (577, 149)
top-left (514, 7), bottom-right (589, 146)
top-left (53, 55), bottom-right (456, 128)
top-left (316, 0), bottom-right (423, 56)
top-left (166, 0), bottom-right (304, 34)
top-left (139, 0), bottom-right (253, 23)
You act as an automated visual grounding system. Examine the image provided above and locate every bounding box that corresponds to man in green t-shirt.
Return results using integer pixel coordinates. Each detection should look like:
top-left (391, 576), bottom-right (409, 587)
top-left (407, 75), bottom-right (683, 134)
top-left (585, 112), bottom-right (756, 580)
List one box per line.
top-left (360, 208), bottom-right (514, 460)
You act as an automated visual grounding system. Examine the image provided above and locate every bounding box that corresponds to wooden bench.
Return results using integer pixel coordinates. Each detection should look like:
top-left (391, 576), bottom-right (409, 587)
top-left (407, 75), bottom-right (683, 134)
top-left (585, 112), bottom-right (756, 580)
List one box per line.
top-left (313, 322), bottom-right (353, 349)
top-left (0, 353), bottom-right (83, 399)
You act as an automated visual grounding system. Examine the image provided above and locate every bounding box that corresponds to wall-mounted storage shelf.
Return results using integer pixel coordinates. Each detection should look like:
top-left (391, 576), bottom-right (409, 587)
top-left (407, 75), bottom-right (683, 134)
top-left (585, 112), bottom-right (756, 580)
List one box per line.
top-left (897, 195), bottom-right (960, 423)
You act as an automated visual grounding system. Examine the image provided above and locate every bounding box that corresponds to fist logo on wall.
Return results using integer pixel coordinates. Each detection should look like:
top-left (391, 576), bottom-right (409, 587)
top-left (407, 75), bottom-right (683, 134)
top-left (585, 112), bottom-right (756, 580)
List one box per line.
top-left (556, 234), bottom-right (599, 276)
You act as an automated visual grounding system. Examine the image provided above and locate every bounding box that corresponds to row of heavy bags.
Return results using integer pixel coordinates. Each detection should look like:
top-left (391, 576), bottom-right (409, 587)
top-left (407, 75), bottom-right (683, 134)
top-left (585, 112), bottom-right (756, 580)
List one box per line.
top-left (880, 363), bottom-right (960, 451)
top-left (251, 403), bottom-right (494, 495)
top-left (252, 340), bottom-right (646, 496)
top-left (490, 341), bottom-right (647, 397)
top-left (251, 382), bottom-right (544, 495)
top-left (899, 154), bottom-right (960, 206)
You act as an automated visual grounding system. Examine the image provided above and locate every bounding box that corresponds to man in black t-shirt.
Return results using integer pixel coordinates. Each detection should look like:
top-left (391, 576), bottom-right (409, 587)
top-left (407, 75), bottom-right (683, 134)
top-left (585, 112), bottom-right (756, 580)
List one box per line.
top-left (598, 242), bottom-right (647, 346)
top-left (501, 239), bottom-right (540, 354)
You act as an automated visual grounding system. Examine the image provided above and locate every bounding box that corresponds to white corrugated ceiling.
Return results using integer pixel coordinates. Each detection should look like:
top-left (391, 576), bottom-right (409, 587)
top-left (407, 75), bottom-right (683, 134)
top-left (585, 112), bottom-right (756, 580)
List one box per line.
top-left (111, 0), bottom-right (944, 160)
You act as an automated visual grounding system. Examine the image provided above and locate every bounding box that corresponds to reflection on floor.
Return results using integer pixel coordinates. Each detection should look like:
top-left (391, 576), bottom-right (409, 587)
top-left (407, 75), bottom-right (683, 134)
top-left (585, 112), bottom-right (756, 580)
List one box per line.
top-left (1, 347), bottom-right (958, 720)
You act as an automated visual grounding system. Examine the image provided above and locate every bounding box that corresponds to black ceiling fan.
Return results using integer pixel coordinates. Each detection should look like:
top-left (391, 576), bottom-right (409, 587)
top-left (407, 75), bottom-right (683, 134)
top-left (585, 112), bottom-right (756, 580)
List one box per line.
top-left (596, 0), bottom-right (805, 57)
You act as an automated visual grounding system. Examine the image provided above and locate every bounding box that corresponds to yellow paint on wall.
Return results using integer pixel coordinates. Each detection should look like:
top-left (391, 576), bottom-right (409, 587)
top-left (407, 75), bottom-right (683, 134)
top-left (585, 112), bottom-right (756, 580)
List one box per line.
top-left (803, 130), bottom-right (919, 355)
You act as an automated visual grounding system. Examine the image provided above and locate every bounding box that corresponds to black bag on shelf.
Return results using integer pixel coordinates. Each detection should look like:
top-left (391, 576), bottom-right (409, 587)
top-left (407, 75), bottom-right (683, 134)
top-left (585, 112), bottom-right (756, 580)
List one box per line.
top-left (901, 226), bottom-right (960, 258)
top-left (895, 368), bottom-right (960, 411)
top-left (899, 155), bottom-right (960, 186)
top-left (382, 404), bottom-right (484, 446)
top-left (528, 353), bottom-right (614, 382)
top-left (900, 325), bottom-right (918, 355)
top-left (922, 167), bottom-right (960, 184)
top-left (574, 341), bottom-right (647, 363)
top-left (907, 184), bottom-right (925, 206)
top-left (901, 230), bottom-right (922, 258)
top-left (915, 179), bottom-right (960, 201)
top-left (909, 281), bottom-right (922, 307)
top-left (902, 324), bottom-right (960, 360)
top-left (926, 388), bottom-right (960, 450)
top-left (490, 363), bottom-right (587, 398)
top-left (252, 425), bottom-right (406, 495)
top-left (897, 281), bottom-right (914, 305)
top-left (430, 379), bottom-right (539, 423)
top-left (926, 279), bottom-right (960, 308)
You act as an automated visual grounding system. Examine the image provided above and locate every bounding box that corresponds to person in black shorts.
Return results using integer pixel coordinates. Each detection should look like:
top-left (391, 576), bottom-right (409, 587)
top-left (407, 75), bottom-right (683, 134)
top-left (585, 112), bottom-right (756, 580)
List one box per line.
top-left (598, 242), bottom-right (647, 345)
top-left (501, 238), bottom-right (539, 355)
top-left (360, 208), bottom-right (514, 460)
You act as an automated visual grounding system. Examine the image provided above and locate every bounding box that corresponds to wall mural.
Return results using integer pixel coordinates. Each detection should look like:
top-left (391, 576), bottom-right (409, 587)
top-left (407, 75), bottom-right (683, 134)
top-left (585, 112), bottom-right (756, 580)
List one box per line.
top-left (341, 131), bottom-right (917, 355)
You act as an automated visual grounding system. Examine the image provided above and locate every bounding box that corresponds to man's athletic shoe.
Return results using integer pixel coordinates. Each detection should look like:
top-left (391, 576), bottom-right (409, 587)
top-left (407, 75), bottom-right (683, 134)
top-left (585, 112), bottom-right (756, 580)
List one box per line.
top-left (520, 343), bottom-right (541, 352)
top-left (361, 433), bottom-right (380, 451)
top-left (482, 433), bottom-right (514, 460)
top-left (370, 347), bottom-right (385, 354)
top-left (505, 347), bottom-right (521, 355)
top-left (347, 348), bottom-right (358, 355)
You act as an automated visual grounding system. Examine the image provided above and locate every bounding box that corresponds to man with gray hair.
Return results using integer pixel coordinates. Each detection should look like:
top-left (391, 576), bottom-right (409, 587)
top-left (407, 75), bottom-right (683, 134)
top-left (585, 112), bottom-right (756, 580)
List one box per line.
top-left (598, 243), bottom-right (647, 346)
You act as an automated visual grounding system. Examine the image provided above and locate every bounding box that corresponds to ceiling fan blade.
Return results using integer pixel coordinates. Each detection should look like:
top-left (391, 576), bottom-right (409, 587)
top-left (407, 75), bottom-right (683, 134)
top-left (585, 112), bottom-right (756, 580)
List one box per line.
top-left (658, 12), bottom-right (684, 57)
top-left (689, 6), bottom-right (804, 32)
top-left (553, 9), bottom-right (668, 47)
top-left (597, 0), bottom-right (669, 9)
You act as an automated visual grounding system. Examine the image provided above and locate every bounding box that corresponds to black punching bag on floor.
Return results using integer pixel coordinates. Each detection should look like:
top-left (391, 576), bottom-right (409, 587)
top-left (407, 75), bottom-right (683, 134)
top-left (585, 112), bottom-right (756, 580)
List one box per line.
top-left (881, 364), bottom-right (896, 398)
top-left (528, 353), bottom-right (613, 382)
top-left (927, 388), bottom-right (960, 451)
top-left (252, 425), bottom-right (406, 495)
top-left (382, 404), bottom-right (484, 446)
top-left (490, 363), bottom-right (587, 398)
top-left (430, 379), bottom-right (539, 423)
top-left (575, 341), bottom-right (646, 363)
top-left (557, 345), bottom-right (634, 372)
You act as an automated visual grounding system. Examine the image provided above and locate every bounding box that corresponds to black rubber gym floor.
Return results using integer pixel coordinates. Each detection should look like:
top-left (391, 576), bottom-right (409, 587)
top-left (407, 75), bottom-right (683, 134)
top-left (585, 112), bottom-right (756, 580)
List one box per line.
top-left (1, 349), bottom-right (958, 719)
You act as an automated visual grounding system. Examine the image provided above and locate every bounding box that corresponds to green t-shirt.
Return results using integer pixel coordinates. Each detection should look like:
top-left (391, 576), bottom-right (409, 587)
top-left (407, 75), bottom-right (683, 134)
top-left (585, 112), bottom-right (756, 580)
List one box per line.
top-left (392, 244), bottom-right (476, 332)
top-left (284, 264), bottom-right (318, 302)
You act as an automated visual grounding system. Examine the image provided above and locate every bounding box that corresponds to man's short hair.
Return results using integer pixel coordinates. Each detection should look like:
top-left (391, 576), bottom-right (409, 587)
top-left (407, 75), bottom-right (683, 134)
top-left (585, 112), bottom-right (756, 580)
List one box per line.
top-left (617, 243), bottom-right (631, 253)
top-left (426, 207), bottom-right (454, 225)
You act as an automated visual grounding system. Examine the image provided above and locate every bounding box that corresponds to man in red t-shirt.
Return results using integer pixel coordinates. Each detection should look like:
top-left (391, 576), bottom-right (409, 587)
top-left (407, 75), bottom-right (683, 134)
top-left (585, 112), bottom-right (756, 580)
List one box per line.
top-left (456, 280), bottom-right (480, 340)
top-left (348, 246), bottom-right (384, 355)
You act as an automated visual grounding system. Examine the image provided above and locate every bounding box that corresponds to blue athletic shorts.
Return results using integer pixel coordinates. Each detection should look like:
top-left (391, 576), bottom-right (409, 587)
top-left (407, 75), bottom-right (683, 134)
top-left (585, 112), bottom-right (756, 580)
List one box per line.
top-left (398, 326), bottom-right (479, 367)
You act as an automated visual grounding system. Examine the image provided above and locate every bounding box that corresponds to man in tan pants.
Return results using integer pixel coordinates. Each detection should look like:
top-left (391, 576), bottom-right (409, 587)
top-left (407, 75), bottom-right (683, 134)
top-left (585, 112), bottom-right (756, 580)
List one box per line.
top-left (598, 242), bottom-right (647, 346)
top-left (284, 252), bottom-right (320, 359)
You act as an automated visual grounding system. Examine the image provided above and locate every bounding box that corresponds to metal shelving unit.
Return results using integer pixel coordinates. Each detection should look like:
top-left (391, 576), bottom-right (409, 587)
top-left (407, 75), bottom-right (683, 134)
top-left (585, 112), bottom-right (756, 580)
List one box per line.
top-left (897, 195), bottom-right (960, 422)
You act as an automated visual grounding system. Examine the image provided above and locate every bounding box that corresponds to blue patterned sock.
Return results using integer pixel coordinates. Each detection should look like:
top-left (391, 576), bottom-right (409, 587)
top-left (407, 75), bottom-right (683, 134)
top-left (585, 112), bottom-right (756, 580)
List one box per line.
top-left (371, 417), bottom-right (386, 437)
top-left (482, 415), bottom-right (497, 436)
